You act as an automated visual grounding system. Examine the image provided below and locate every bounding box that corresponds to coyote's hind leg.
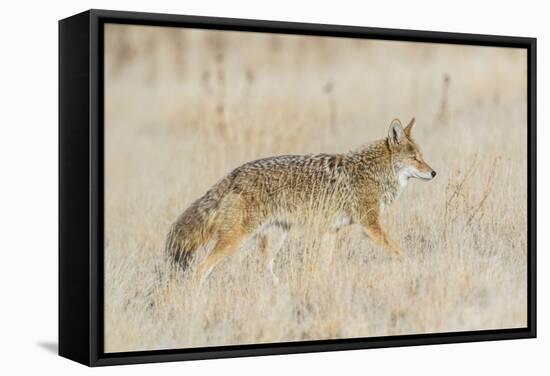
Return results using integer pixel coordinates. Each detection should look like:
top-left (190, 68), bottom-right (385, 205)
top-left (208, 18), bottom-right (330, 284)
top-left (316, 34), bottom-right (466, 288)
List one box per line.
top-left (257, 223), bottom-right (289, 284)
top-left (195, 226), bottom-right (249, 284)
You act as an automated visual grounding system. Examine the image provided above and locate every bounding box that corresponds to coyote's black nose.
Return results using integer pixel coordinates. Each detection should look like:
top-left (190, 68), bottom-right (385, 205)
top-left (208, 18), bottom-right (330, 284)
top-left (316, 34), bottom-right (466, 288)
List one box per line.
top-left (431, 171), bottom-right (437, 178)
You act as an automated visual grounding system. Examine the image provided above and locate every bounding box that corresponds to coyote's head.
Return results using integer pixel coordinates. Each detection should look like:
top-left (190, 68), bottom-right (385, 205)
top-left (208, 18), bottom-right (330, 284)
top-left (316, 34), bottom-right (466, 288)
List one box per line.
top-left (387, 118), bottom-right (436, 183)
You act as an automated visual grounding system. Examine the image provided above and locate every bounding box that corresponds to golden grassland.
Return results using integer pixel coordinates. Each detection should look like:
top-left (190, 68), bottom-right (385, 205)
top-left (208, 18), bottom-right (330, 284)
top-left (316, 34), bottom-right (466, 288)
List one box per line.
top-left (103, 24), bottom-right (527, 352)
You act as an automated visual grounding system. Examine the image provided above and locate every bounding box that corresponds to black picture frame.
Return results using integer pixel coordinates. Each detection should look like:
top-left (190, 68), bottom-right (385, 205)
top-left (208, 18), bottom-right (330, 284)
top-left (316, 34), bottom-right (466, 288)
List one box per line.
top-left (59, 9), bottom-right (537, 367)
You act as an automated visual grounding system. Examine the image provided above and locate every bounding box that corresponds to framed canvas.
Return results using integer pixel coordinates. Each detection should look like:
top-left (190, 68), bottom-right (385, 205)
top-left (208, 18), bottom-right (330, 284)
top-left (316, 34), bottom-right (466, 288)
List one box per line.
top-left (59, 9), bottom-right (537, 366)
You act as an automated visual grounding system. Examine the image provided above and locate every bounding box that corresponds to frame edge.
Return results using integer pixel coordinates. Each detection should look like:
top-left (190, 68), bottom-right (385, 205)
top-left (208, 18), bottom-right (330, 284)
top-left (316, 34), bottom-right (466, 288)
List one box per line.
top-left (59, 10), bottom-right (93, 367)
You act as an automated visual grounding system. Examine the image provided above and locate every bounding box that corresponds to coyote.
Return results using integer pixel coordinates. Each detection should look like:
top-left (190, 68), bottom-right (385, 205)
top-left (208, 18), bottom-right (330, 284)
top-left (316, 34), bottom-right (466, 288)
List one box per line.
top-left (165, 118), bottom-right (435, 282)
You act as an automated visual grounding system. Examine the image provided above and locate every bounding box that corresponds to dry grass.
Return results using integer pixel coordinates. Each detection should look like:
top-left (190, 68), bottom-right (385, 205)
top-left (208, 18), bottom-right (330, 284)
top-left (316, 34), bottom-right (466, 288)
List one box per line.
top-left (103, 24), bottom-right (528, 352)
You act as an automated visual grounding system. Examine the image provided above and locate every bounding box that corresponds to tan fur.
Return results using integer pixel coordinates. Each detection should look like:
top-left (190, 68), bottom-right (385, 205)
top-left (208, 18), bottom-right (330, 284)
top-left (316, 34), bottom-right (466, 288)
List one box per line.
top-left (165, 118), bottom-right (435, 282)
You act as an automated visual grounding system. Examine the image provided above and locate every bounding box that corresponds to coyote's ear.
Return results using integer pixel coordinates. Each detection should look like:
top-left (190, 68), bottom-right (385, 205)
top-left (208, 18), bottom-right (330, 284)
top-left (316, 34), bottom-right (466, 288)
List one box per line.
top-left (388, 119), bottom-right (405, 146)
top-left (404, 117), bottom-right (416, 137)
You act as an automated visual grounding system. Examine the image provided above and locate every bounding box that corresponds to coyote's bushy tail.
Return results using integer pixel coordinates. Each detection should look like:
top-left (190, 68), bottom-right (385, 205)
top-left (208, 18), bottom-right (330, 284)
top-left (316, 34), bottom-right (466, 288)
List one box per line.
top-left (164, 172), bottom-right (236, 271)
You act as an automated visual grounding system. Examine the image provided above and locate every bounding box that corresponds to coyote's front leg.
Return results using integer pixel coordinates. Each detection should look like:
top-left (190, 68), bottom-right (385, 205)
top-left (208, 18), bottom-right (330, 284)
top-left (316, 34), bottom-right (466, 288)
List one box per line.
top-left (361, 216), bottom-right (402, 257)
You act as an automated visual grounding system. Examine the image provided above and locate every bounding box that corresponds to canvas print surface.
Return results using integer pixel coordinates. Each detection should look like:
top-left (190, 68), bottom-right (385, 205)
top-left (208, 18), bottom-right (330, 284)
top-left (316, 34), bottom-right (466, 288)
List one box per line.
top-left (104, 23), bottom-right (527, 353)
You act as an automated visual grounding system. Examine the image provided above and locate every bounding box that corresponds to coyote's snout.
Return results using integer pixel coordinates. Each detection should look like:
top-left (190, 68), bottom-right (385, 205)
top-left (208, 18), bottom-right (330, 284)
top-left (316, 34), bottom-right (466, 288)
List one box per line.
top-left (165, 118), bottom-right (435, 282)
